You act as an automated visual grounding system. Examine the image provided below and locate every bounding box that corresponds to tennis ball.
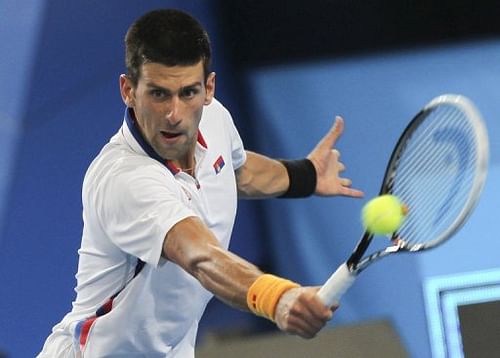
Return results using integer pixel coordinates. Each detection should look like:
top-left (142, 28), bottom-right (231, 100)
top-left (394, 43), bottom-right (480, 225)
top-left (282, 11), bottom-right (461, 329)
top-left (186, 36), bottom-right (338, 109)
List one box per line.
top-left (362, 195), bottom-right (406, 235)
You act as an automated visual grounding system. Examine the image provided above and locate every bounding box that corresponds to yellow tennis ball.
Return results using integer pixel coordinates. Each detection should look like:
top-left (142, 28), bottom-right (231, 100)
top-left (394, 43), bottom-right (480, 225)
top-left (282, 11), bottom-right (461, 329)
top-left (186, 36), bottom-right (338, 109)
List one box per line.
top-left (362, 195), bottom-right (406, 235)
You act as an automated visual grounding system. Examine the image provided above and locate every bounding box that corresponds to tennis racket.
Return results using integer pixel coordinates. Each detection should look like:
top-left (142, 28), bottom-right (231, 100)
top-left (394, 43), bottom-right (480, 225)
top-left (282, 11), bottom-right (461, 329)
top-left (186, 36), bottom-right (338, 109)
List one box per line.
top-left (317, 94), bottom-right (489, 306)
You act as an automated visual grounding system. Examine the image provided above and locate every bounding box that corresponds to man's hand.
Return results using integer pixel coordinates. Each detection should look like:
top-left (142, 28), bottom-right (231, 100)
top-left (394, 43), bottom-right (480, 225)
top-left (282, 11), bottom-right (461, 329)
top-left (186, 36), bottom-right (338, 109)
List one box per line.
top-left (274, 287), bottom-right (336, 339)
top-left (307, 116), bottom-right (364, 198)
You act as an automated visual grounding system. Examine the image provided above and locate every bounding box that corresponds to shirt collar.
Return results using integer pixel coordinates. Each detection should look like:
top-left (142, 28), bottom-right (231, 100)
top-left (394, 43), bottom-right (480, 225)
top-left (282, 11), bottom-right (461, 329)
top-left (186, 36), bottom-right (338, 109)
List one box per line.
top-left (124, 108), bottom-right (207, 175)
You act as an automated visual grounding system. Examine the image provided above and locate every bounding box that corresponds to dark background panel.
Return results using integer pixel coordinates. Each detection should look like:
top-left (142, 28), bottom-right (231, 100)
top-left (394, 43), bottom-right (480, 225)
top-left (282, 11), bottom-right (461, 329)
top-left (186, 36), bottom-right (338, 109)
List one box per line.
top-left (458, 300), bottom-right (500, 358)
top-left (217, 0), bottom-right (500, 67)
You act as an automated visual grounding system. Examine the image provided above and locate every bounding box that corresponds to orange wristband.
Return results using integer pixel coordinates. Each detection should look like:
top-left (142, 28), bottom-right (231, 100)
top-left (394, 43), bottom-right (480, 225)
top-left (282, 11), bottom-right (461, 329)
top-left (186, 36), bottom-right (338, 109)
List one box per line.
top-left (247, 274), bottom-right (300, 321)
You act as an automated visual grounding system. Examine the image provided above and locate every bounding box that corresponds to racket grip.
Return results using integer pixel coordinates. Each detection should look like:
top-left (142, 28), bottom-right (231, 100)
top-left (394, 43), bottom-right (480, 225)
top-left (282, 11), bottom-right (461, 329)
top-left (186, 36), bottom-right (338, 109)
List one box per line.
top-left (317, 262), bottom-right (356, 306)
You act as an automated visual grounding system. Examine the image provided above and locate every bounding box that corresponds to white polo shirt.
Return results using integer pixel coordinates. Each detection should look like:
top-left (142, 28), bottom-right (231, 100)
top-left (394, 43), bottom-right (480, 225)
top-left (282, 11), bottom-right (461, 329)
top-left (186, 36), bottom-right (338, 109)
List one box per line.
top-left (38, 99), bottom-right (246, 357)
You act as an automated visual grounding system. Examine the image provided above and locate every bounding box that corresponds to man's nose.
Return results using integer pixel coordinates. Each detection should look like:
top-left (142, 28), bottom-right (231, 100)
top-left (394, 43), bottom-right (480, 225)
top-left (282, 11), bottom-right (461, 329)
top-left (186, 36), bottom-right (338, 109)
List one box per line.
top-left (165, 97), bottom-right (181, 124)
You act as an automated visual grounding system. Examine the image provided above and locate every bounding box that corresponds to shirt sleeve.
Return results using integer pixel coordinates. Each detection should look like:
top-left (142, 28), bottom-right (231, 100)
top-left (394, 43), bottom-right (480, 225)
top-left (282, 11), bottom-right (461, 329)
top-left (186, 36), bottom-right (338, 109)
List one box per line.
top-left (227, 115), bottom-right (246, 170)
top-left (212, 98), bottom-right (247, 170)
top-left (96, 157), bottom-right (196, 267)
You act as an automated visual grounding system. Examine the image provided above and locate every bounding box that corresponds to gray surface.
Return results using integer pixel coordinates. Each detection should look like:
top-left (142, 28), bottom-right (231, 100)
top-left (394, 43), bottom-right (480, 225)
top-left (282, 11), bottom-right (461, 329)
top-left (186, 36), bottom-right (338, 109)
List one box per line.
top-left (197, 320), bottom-right (409, 358)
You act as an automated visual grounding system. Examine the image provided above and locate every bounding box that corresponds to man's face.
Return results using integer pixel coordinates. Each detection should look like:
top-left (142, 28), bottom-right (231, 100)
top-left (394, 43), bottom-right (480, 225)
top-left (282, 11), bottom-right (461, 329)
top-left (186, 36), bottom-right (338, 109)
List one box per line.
top-left (120, 61), bottom-right (215, 167)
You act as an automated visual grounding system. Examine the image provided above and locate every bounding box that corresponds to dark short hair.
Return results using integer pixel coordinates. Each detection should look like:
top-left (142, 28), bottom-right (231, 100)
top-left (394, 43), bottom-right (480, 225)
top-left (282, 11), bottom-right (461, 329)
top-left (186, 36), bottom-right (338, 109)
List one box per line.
top-left (125, 9), bottom-right (212, 86)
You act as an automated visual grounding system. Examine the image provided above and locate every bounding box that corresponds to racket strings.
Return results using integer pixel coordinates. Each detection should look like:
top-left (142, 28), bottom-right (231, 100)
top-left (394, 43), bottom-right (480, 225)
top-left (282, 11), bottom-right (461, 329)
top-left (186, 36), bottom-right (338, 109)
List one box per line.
top-left (401, 134), bottom-right (475, 243)
top-left (395, 107), bottom-right (467, 181)
top-left (401, 128), bottom-right (475, 243)
top-left (391, 105), bottom-right (478, 248)
top-left (396, 110), bottom-right (475, 204)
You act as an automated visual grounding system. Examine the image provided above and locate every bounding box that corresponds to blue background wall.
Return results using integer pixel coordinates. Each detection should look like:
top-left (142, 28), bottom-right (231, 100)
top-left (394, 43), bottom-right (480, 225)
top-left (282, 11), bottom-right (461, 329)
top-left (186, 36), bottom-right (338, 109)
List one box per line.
top-left (1, 1), bottom-right (498, 357)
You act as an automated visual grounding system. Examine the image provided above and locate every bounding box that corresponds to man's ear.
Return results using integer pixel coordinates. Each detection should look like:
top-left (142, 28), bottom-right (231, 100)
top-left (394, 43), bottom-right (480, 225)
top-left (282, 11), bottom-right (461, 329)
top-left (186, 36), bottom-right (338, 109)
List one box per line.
top-left (119, 74), bottom-right (135, 107)
top-left (204, 72), bottom-right (216, 105)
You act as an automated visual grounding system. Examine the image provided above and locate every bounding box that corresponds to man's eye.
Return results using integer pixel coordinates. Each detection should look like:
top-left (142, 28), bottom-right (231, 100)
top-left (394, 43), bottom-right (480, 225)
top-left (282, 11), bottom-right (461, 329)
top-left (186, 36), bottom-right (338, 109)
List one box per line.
top-left (151, 89), bottom-right (167, 98)
top-left (181, 88), bottom-right (199, 98)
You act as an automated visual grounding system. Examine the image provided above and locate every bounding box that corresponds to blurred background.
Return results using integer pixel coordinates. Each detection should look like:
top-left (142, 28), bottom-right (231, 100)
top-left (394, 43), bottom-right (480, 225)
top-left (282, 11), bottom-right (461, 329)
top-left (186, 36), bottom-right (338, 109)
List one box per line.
top-left (1, 0), bottom-right (499, 357)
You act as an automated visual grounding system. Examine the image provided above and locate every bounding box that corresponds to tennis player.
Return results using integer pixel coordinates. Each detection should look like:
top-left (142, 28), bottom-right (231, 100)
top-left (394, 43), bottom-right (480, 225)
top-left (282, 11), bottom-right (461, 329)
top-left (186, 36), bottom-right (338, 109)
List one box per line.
top-left (37, 8), bottom-right (363, 357)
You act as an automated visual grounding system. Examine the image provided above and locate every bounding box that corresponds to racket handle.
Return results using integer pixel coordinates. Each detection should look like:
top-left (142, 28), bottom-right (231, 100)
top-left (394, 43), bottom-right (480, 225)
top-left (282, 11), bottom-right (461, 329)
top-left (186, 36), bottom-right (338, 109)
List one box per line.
top-left (317, 262), bottom-right (356, 306)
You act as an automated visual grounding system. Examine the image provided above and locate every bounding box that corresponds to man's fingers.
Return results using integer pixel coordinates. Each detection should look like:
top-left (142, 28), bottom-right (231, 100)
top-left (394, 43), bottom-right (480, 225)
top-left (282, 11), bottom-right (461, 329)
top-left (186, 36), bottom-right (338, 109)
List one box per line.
top-left (340, 186), bottom-right (365, 198)
top-left (276, 288), bottom-right (334, 339)
top-left (330, 116), bottom-right (344, 143)
top-left (320, 116), bottom-right (344, 149)
top-left (284, 307), bottom-right (330, 339)
top-left (340, 177), bottom-right (352, 187)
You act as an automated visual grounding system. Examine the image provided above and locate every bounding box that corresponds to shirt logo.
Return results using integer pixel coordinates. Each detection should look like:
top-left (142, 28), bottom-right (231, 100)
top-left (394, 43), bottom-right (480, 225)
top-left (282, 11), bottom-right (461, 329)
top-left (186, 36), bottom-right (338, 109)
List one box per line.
top-left (213, 155), bottom-right (225, 174)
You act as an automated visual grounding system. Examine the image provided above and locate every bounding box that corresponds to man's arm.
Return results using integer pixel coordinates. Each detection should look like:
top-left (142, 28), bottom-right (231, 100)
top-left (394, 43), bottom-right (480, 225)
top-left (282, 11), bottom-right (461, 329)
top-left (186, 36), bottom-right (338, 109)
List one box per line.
top-left (164, 216), bottom-right (261, 309)
top-left (162, 216), bottom-right (333, 338)
top-left (236, 151), bottom-right (290, 199)
top-left (236, 117), bottom-right (364, 199)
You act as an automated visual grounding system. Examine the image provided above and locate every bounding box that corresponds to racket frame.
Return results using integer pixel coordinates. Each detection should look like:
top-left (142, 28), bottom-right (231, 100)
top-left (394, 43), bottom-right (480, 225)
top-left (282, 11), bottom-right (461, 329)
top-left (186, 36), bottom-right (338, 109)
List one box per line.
top-left (343, 94), bottom-right (488, 274)
top-left (319, 94), bottom-right (489, 306)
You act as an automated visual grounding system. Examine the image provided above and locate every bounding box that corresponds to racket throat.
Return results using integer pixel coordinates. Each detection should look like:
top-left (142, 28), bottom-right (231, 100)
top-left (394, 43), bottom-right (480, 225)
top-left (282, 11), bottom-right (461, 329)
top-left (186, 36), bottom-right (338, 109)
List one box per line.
top-left (346, 233), bottom-right (373, 271)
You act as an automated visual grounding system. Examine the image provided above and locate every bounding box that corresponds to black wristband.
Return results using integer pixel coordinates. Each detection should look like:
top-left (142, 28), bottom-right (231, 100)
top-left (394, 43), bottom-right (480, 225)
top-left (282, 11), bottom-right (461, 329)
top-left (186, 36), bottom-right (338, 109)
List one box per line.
top-left (278, 159), bottom-right (317, 198)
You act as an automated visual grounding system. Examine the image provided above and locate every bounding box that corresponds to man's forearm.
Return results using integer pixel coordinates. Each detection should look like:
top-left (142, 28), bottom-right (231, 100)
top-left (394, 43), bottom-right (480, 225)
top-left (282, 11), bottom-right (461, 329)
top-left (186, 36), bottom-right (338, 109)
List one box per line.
top-left (163, 216), bottom-right (263, 311)
top-left (236, 151), bottom-right (289, 199)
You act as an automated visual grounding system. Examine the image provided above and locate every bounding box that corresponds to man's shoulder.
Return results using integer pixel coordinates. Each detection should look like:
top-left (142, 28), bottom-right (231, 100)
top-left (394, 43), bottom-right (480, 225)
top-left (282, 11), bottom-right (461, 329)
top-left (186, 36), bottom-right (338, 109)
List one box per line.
top-left (203, 98), bottom-right (231, 120)
top-left (85, 135), bottom-right (165, 186)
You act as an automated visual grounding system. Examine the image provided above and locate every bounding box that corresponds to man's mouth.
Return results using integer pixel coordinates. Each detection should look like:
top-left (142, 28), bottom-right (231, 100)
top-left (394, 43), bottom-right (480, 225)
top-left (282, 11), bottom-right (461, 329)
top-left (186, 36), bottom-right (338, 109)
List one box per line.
top-left (161, 131), bottom-right (182, 139)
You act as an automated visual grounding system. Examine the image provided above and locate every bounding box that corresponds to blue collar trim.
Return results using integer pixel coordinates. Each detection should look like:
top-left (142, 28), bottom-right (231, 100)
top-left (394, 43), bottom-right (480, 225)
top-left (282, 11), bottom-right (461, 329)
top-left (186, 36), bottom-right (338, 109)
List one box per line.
top-left (124, 108), bottom-right (180, 174)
